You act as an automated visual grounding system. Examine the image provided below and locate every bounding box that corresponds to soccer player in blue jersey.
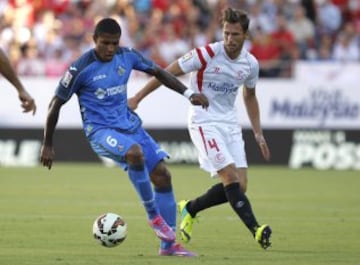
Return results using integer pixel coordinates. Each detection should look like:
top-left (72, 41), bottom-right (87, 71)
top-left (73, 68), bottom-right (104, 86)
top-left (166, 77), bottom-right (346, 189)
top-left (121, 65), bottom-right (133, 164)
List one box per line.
top-left (40, 17), bottom-right (208, 257)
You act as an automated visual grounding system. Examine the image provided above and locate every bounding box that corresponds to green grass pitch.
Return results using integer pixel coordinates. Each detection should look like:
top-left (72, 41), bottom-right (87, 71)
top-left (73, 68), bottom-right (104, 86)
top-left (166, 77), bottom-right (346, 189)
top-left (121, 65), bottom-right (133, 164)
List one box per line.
top-left (0, 164), bottom-right (359, 265)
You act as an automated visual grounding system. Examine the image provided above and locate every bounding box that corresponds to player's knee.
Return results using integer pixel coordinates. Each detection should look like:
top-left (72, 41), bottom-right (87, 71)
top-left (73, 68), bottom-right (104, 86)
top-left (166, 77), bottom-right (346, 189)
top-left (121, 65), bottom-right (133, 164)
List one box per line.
top-left (150, 162), bottom-right (172, 188)
top-left (218, 166), bottom-right (238, 185)
top-left (125, 144), bottom-right (144, 165)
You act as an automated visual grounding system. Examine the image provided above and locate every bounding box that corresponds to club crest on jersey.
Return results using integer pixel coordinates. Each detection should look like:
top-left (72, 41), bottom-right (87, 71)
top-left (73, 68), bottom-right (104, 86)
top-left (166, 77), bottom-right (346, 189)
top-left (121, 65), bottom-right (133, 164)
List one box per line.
top-left (61, 70), bottom-right (73, 88)
top-left (236, 70), bottom-right (246, 80)
top-left (117, 66), bottom-right (125, 76)
top-left (215, 153), bottom-right (226, 164)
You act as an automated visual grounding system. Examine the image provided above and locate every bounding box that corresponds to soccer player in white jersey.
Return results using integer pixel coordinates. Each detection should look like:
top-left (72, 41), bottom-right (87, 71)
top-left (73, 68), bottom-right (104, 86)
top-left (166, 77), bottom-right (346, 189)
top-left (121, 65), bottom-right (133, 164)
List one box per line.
top-left (129, 8), bottom-right (272, 250)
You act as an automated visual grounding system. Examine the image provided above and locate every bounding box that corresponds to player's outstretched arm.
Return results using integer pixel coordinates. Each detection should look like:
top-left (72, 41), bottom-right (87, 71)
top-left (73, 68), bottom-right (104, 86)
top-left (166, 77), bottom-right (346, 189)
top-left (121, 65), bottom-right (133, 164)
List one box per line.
top-left (40, 96), bottom-right (66, 169)
top-left (129, 61), bottom-right (209, 110)
top-left (129, 61), bottom-right (183, 110)
top-left (153, 65), bottom-right (209, 109)
top-left (0, 48), bottom-right (36, 115)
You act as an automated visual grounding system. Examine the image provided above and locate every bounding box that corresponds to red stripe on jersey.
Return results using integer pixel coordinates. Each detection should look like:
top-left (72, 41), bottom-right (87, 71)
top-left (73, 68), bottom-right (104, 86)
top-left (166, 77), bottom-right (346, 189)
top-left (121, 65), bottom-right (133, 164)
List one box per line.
top-left (198, 126), bottom-right (208, 155)
top-left (195, 48), bottom-right (206, 92)
top-left (205, 44), bottom-right (215, 58)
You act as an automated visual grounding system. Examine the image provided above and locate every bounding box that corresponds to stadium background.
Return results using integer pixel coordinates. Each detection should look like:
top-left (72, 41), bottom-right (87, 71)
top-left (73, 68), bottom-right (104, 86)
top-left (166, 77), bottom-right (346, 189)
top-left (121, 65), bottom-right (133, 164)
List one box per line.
top-left (0, 0), bottom-right (359, 170)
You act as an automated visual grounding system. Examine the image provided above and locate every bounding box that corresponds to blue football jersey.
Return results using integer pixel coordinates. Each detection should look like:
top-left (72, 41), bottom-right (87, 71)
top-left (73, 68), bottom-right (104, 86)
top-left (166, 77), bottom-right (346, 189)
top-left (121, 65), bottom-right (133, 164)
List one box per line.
top-left (55, 47), bottom-right (156, 136)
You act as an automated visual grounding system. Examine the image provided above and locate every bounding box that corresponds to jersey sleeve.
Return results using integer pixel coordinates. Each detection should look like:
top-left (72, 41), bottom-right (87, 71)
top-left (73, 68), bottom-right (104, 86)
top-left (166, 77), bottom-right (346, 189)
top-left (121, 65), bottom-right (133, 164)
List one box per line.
top-left (244, 54), bottom-right (259, 89)
top-left (178, 43), bottom-right (217, 74)
top-left (128, 48), bottom-right (157, 73)
top-left (55, 65), bottom-right (81, 101)
top-left (178, 49), bottom-right (201, 73)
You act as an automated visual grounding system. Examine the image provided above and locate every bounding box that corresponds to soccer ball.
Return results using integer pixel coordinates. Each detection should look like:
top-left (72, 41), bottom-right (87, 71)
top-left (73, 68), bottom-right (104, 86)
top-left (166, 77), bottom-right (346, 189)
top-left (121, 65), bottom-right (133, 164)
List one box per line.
top-left (92, 212), bottom-right (128, 247)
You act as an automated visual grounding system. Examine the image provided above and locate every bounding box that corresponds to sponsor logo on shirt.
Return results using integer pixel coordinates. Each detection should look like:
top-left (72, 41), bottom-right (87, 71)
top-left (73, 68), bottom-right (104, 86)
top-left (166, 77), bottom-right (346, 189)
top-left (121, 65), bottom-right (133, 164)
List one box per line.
top-left (94, 85), bottom-right (126, 100)
top-left (213, 67), bottom-right (221, 73)
top-left (93, 74), bottom-right (107, 81)
top-left (95, 88), bottom-right (106, 100)
top-left (208, 82), bottom-right (238, 94)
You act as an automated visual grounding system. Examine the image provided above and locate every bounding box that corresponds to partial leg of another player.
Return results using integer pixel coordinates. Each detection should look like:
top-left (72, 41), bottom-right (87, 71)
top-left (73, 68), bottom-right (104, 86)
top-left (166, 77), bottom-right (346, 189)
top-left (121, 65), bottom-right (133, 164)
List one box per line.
top-left (178, 165), bottom-right (272, 249)
top-left (178, 182), bottom-right (227, 243)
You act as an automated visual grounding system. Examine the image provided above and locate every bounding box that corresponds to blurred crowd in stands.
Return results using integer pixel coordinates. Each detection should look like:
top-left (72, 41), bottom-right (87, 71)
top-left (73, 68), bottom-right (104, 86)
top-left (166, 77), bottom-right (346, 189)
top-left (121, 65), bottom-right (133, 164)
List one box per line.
top-left (0, 0), bottom-right (359, 78)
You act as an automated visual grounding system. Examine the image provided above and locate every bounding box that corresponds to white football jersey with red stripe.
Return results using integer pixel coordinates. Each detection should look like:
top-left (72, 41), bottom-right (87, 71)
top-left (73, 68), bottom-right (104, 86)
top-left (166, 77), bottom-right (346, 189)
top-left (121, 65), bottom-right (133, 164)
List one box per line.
top-left (178, 41), bottom-right (259, 125)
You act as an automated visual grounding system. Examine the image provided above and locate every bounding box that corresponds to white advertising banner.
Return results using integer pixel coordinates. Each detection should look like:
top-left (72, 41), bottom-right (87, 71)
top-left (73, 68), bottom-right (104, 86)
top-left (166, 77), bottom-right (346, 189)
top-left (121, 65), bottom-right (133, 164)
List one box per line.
top-left (0, 62), bottom-right (359, 129)
top-left (253, 62), bottom-right (360, 129)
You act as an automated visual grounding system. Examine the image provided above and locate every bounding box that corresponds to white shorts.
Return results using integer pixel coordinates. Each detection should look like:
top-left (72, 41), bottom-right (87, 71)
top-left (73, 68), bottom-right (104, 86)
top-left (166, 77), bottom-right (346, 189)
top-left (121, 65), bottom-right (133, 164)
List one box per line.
top-left (188, 123), bottom-right (248, 177)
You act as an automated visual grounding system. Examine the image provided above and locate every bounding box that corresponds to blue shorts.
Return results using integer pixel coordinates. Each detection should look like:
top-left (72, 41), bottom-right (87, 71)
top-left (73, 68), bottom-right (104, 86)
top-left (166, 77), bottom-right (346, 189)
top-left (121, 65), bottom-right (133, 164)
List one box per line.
top-left (88, 127), bottom-right (168, 172)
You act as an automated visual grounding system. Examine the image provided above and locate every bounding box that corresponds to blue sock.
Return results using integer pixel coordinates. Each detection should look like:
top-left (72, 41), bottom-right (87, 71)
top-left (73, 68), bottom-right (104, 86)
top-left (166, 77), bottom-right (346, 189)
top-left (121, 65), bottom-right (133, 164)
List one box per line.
top-left (155, 187), bottom-right (176, 249)
top-left (128, 165), bottom-right (158, 219)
